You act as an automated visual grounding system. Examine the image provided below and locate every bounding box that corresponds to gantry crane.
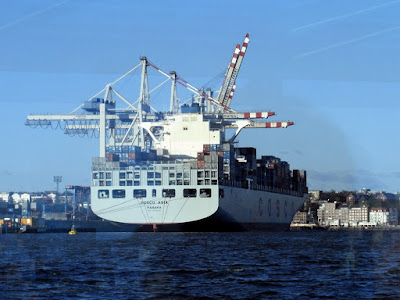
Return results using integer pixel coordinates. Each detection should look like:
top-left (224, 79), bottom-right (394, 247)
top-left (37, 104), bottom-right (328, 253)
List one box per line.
top-left (25, 33), bottom-right (294, 158)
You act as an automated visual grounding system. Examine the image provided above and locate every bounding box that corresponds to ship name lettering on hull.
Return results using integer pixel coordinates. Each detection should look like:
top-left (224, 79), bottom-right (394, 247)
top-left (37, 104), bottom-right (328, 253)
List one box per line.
top-left (140, 200), bottom-right (169, 205)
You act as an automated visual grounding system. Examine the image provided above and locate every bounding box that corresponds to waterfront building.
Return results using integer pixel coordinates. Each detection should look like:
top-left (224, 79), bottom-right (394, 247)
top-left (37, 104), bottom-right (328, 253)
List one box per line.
top-left (317, 202), bottom-right (338, 226)
top-left (292, 211), bottom-right (307, 224)
top-left (336, 206), bottom-right (349, 226)
top-left (317, 202), bottom-right (369, 227)
top-left (348, 206), bottom-right (368, 226)
top-left (369, 208), bottom-right (398, 226)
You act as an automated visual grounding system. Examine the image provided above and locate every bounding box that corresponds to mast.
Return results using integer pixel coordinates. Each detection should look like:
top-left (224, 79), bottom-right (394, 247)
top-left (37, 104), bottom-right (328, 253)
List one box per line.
top-left (138, 57), bottom-right (149, 149)
top-left (169, 71), bottom-right (178, 113)
top-left (217, 33), bottom-right (250, 109)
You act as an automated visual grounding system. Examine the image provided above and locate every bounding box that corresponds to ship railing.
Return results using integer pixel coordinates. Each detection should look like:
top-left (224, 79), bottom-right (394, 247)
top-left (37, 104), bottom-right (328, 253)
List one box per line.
top-left (220, 179), bottom-right (304, 197)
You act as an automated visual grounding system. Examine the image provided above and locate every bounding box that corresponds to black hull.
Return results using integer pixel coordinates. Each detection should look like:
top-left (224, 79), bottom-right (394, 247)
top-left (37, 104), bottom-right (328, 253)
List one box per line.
top-left (136, 208), bottom-right (290, 232)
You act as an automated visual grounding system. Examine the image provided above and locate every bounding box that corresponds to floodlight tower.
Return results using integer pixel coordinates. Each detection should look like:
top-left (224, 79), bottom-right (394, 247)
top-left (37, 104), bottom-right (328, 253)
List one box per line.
top-left (53, 176), bottom-right (62, 204)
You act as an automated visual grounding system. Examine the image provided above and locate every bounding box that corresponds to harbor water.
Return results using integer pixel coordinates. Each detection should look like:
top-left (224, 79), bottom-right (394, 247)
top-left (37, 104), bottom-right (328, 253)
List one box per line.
top-left (1, 230), bottom-right (400, 299)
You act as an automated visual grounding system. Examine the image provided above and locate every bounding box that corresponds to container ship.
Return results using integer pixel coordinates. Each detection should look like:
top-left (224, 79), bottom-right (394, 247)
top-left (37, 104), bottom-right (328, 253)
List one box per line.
top-left (26, 33), bottom-right (307, 231)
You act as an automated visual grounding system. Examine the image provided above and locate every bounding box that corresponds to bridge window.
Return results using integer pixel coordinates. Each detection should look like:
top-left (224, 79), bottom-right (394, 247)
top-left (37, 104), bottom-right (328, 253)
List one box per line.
top-left (162, 189), bottom-right (175, 198)
top-left (184, 189), bottom-right (196, 198)
top-left (112, 189), bottom-right (125, 198)
top-left (200, 188), bottom-right (211, 198)
top-left (98, 190), bottom-right (109, 199)
top-left (134, 189), bottom-right (146, 198)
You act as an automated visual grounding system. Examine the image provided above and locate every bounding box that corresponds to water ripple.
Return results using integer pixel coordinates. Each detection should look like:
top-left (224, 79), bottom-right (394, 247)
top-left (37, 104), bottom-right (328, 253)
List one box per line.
top-left (1, 231), bottom-right (400, 299)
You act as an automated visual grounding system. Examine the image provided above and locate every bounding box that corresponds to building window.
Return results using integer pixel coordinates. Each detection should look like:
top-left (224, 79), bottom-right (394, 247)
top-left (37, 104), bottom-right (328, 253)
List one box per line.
top-left (152, 189), bottom-right (157, 197)
top-left (155, 172), bottom-right (161, 178)
top-left (155, 180), bottom-right (162, 186)
top-left (162, 189), bottom-right (175, 198)
top-left (200, 188), bottom-right (211, 198)
top-left (112, 189), bottom-right (125, 198)
top-left (134, 189), bottom-right (146, 198)
top-left (134, 181), bottom-right (140, 186)
top-left (184, 189), bottom-right (196, 198)
top-left (119, 172), bottom-right (126, 179)
top-left (106, 172), bottom-right (112, 179)
top-left (98, 190), bottom-right (109, 199)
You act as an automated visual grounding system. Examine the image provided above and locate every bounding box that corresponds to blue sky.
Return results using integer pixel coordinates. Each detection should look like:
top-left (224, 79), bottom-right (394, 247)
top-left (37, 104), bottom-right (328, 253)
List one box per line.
top-left (1, 0), bottom-right (400, 192)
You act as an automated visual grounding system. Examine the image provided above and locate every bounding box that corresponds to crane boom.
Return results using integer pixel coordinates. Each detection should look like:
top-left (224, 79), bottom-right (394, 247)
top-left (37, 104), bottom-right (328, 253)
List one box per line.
top-left (217, 33), bottom-right (249, 108)
top-left (226, 121), bottom-right (294, 129)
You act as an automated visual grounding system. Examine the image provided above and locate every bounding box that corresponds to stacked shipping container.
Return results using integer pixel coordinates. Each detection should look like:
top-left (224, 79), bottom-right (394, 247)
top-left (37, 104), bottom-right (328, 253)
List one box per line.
top-left (99, 143), bottom-right (307, 194)
top-left (105, 146), bottom-right (157, 166)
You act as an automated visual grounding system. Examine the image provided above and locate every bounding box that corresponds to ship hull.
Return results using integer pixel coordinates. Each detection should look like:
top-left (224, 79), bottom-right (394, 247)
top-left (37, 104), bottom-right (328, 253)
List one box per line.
top-left (91, 185), bottom-right (306, 232)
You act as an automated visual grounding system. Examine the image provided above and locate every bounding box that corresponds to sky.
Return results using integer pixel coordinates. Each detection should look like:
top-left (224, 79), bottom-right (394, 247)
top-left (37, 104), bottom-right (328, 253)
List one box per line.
top-left (1, 0), bottom-right (400, 193)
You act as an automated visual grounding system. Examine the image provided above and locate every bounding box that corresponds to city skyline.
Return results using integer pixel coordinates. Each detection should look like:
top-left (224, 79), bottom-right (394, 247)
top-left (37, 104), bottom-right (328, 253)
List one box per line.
top-left (1, 0), bottom-right (400, 192)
